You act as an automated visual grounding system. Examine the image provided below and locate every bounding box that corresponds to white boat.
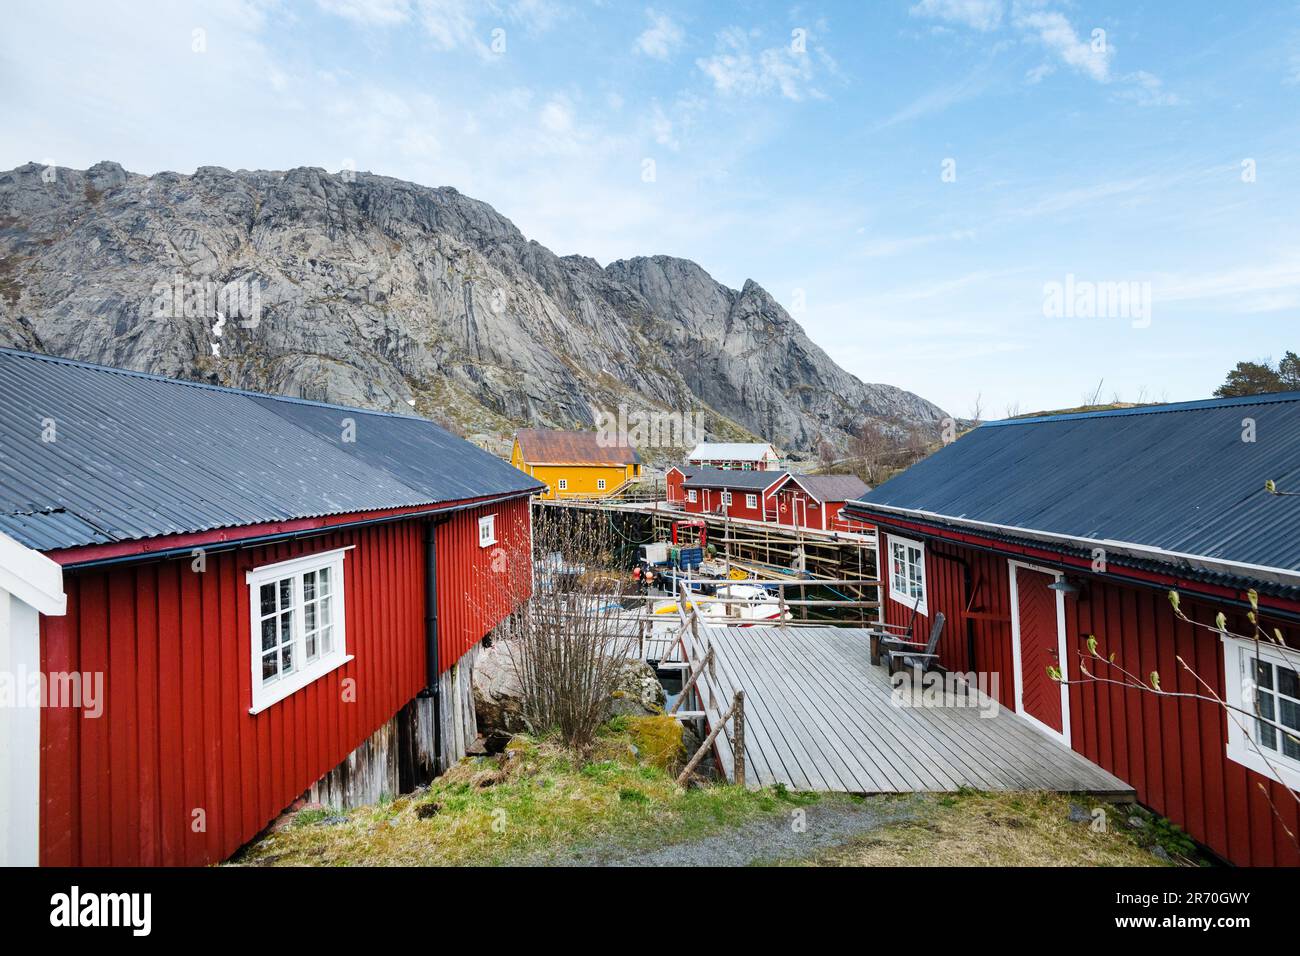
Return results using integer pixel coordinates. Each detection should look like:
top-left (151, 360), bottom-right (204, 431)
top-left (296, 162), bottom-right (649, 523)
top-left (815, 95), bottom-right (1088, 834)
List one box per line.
top-left (701, 583), bottom-right (792, 624)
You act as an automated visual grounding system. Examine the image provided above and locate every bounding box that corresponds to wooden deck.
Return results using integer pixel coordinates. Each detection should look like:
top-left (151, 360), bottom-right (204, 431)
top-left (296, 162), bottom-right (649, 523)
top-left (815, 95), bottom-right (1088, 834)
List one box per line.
top-left (684, 624), bottom-right (1134, 797)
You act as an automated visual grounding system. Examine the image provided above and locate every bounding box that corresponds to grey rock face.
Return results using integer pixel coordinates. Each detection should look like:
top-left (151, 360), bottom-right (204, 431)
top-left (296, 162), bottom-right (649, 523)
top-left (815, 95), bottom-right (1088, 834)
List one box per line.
top-left (0, 162), bottom-right (949, 450)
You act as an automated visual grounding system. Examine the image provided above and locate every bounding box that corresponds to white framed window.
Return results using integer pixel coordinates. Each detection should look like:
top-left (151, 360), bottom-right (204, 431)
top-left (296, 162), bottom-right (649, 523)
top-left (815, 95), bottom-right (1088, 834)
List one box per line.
top-left (745, 493), bottom-right (758, 508)
top-left (887, 534), bottom-right (927, 616)
top-left (557, 478), bottom-right (568, 491)
top-left (597, 478), bottom-right (607, 490)
top-left (478, 514), bottom-right (497, 547)
top-left (687, 489), bottom-right (697, 503)
top-left (1223, 634), bottom-right (1300, 789)
top-left (247, 548), bottom-right (351, 714)
top-left (721, 491), bottom-right (732, 506)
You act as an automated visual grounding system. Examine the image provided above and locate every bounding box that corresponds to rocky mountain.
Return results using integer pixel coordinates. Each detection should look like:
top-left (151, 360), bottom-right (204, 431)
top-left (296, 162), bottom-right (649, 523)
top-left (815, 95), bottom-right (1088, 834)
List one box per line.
top-left (0, 161), bottom-right (948, 455)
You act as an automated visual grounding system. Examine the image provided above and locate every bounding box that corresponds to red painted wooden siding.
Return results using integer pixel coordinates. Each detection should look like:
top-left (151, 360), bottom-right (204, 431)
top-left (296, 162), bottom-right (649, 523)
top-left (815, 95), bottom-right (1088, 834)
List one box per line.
top-left (39, 497), bottom-right (534, 867)
top-left (434, 497), bottom-right (533, 672)
top-left (877, 526), bottom-right (1300, 867)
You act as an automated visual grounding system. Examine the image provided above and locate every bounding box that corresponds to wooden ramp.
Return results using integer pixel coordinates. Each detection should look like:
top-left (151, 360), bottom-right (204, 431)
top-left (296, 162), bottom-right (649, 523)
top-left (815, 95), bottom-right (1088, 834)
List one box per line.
top-left (684, 625), bottom-right (1133, 797)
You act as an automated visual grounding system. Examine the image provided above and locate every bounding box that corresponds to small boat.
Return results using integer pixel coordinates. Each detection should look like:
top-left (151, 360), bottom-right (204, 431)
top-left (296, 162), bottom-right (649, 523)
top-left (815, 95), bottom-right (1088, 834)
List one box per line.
top-left (701, 583), bottom-right (792, 624)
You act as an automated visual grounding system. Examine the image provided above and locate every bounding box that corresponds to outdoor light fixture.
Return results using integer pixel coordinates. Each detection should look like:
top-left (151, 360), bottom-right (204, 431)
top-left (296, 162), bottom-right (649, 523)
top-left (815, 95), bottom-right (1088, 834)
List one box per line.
top-left (1048, 577), bottom-right (1083, 597)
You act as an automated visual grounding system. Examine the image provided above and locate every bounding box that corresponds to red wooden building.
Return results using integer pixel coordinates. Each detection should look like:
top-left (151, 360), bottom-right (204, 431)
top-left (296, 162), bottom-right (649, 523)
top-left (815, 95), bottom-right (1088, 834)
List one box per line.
top-left (680, 469), bottom-right (789, 522)
top-left (0, 349), bottom-right (541, 866)
top-left (672, 468), bottom-right (870, 534)
top-left (844, 394), bottom-right (1300, 867)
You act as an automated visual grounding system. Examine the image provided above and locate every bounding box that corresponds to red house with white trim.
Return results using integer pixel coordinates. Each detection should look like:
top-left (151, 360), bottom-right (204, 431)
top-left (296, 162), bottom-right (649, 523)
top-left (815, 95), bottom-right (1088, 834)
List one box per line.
top-left (845, 394), bottom-right (1300, 867)
top-left (681, 469), bottom-right (789, 522)
top-left (770, 475), bottom-right (870, 532)
top-left (0, 349), bottom-right (542, 866)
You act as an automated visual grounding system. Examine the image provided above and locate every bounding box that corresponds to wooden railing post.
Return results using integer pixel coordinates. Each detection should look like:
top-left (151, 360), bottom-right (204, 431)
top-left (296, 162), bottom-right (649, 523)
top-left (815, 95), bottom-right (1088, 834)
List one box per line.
top-left (733, 690), bottom-right (745, 788)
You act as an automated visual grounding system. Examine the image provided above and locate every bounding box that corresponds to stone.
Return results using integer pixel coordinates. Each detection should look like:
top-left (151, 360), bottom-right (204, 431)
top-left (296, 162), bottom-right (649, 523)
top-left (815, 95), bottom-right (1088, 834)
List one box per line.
top-left (0, 162), bottom-right (950, 453)
top-left (1068, 802), bottom-right (1091, 824)
top-left (472, 640), bottom-right (667, 748)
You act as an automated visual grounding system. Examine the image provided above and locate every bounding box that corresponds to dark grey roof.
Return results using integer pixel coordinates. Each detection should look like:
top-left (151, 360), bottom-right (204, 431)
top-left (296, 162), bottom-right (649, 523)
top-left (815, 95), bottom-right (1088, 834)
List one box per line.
top-left (682, 468), bottom-right (789, 491)
top-left (0, 348), bottom-right (542, 553)
top-left (791, 474), bottom-right (870, 503)
top-left (847, 392), bottom-right (1300, 573)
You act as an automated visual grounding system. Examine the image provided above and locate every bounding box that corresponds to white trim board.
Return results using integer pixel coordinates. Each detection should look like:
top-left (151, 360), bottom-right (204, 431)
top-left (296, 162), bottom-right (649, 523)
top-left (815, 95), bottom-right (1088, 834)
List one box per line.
top-left (1008, 559), bottom-right (1071, 747)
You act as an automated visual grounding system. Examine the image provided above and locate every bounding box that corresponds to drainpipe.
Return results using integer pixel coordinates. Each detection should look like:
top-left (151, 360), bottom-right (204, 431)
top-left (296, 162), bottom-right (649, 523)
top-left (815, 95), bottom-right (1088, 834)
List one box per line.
top-left (418, 518), bottom-right (444, 774)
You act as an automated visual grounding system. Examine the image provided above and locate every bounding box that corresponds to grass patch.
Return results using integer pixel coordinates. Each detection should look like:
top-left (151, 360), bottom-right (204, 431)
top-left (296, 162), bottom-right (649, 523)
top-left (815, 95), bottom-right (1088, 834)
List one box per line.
top-left (232, 723), bottom-right (798, 867)
top-left (788, 791), bottom-right (1183, 867)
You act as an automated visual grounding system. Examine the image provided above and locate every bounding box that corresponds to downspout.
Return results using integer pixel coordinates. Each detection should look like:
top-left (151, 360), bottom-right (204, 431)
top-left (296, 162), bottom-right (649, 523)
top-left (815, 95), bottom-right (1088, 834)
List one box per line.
top-left (419, 518), bottom-right (445, 774)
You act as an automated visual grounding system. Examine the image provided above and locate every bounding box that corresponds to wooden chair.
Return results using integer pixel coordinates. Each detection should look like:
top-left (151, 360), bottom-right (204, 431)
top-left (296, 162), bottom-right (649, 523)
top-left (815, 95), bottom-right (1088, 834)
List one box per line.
top-left (883, 612), bottom-right (946, 678)
top-left (868, 595), bottom-right (923, 665)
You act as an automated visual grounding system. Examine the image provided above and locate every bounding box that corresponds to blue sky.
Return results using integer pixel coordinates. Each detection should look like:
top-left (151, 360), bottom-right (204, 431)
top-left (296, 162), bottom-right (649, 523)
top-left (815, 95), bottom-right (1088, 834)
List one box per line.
top-left (2, 0), bottom-right (1298, 417)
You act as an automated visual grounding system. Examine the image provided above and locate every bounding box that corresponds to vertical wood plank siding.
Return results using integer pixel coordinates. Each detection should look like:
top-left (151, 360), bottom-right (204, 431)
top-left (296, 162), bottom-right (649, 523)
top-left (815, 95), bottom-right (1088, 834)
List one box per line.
top-left (434, 498), bottom-right (533, 672)
top-left (39, 498), bottom-right (533, 866)
top-left (878, 526), bottom-right (1300, 867)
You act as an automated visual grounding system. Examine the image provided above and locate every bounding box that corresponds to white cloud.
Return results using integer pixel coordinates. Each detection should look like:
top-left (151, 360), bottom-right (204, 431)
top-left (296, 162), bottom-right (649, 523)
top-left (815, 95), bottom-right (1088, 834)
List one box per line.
top-left (909, 0), bottom-right (1003, 33)
top-left (696, 26), bottom-right (826, 101)
top-left (1013, 10), bottom-right (1112, 83)
top-left (1115, 71), bottom-right (1183, 107)
top-left (649, 103), bottom-right (677, 149)
top-left (634, 8), bottom-right (683, 60)
top-left (315, 0), bottom-right (411, 26)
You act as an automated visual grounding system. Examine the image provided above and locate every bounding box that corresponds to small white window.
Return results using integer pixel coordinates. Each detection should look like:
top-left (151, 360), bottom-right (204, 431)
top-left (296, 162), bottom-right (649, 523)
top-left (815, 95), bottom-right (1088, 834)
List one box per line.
top-left (557, 478), bottom-right (568, 491)
top-left (887, 535), bottom-right (927, 616)
top-left (597, 478), bottom-right (607, 490)
top-left (478, 513), bottom-right (497, 547)
top-left (687, 489), bottom-right (697, 503)
top-left (721, 491), bottom-right (732, 506)
top-left (248, 548), bottom-right (350, 714)
top-left (746, 493), bottom-right (758, 508)
top-left (1223, 634), bottom-right (1300, 788)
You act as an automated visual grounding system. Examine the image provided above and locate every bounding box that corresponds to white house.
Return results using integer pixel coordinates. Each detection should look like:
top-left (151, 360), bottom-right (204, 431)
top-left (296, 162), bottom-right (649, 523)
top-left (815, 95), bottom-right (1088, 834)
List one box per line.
top-left (686, 442), bottom-right (781, 471)
top-left (0, 531), bottom-right (66, 866)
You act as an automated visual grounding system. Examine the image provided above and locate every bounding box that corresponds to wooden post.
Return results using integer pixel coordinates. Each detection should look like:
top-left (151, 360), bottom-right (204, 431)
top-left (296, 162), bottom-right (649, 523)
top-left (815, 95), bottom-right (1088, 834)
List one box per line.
top-left (676, 690), bottom-right (742, 787)
top-left (733, 690), bottom-right (745, 788)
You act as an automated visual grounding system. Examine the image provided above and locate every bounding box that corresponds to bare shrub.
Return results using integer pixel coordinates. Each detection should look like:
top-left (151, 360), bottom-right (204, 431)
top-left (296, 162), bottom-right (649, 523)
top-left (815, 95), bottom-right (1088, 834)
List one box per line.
top-left (491, 508), bottom-right (638, 754)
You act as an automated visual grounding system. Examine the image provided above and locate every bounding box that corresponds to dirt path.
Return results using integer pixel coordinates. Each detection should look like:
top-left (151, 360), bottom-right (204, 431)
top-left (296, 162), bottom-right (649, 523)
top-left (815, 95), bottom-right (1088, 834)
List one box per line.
top-left (518, 793), bottom-right (925, 867)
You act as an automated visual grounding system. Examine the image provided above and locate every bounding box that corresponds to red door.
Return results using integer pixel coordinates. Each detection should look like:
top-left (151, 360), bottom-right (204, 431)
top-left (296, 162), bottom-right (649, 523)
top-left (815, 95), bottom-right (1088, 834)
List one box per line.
top-left (1014, 566), bottom-right (1065, 737)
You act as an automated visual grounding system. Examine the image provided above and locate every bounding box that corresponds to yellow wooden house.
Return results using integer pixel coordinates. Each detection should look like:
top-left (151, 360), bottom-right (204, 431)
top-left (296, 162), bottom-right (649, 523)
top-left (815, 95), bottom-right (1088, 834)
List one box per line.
top-left (511, 428), bottom-right (642, 500)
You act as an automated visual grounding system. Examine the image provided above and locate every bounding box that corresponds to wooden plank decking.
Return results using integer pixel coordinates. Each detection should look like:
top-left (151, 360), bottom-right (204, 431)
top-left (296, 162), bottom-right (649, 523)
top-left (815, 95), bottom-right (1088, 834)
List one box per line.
top-left (684, 624), bottom-right (1134, 797)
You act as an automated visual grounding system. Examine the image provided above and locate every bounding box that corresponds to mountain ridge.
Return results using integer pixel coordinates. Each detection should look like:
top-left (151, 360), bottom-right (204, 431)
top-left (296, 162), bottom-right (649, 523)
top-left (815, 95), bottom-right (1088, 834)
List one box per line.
top-left (0, 160), bottom-right (949, 455)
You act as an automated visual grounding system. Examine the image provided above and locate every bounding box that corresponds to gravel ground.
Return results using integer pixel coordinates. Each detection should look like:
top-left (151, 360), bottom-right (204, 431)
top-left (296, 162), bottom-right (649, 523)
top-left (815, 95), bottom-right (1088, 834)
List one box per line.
top-left (519, 793), bottom-right (926, 867)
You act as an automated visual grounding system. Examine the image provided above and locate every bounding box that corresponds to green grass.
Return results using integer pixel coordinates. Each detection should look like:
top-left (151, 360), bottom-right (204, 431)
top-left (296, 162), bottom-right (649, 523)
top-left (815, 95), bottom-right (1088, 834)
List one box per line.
top-left (232, 723), bottom-right (811, 867)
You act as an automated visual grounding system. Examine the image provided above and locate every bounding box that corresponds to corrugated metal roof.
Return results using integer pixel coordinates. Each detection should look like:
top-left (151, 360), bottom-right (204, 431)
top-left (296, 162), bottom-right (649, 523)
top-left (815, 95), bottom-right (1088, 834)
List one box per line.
top-left (514, 428), bottom-right (640, 465)
top-left (849, 392), bottom-right (1300, 572)
top-left (687, 442), bottom-right (778, 461)
top-left (683, 468), bottom-right (789, 491)
top-left (791, 474), bottom-right (870, 503)
top-left (0, 348), bottom-right (543, 552)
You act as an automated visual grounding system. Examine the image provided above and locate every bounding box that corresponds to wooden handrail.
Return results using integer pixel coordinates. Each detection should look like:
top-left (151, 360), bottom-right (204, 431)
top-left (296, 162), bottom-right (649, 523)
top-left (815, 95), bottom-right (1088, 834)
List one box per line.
top-left (676, 690), bottom-right (745, 788)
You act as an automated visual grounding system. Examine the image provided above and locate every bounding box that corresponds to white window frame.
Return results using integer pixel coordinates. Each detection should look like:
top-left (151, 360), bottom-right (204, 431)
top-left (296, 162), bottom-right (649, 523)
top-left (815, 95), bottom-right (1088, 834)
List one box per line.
top-left (721, 491), bottom-right (732, 506)
top-left (478, 513), bottom-right (497, 547)
top-left (1223, 633), bottom-right (1300, 789)
top-left (687, 489), bottom-right (697, 503)
top-left (745, 493), bottom-right (758, 509)
top-left (247, 547), bottom-right (352, 715)
top-left (597, 478), bottom-right (607, 491)
top-left (887, 534), bottom-right (928, 617)
top-left (557, 478), bottom-right (568, 491)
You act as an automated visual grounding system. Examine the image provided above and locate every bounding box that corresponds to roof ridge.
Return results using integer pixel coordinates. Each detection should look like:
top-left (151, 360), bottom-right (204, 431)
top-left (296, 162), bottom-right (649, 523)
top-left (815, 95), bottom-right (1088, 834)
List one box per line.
top-left (0, 346), bottom-right (431, 425)
top-left (982, 390), bottom-right (1300, 427)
